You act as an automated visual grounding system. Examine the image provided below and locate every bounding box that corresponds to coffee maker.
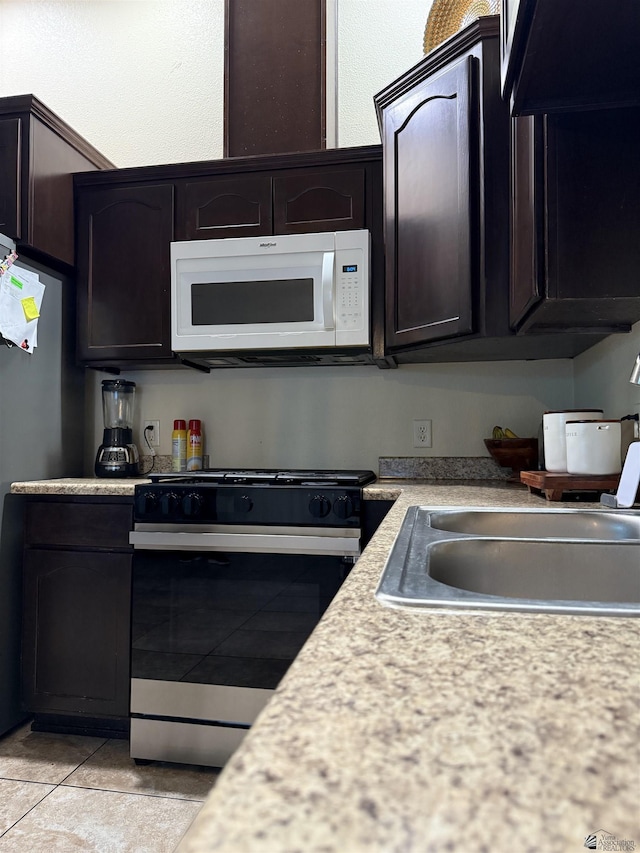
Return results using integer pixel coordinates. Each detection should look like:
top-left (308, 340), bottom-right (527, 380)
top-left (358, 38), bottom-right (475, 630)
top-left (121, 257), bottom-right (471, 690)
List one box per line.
top-left (94, 379), bottom-right (140, 477)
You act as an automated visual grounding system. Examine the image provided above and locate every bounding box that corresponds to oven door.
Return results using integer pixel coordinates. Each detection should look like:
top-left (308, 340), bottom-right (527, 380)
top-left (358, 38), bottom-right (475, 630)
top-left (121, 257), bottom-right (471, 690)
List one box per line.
top-left (129, 531), bottom-right (355, 767)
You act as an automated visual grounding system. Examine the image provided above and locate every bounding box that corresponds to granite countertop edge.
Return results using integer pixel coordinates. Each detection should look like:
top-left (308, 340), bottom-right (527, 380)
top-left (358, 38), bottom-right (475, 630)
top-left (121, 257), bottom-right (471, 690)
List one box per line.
top-left (8, 477), bottom-right (507, 500)
top-left (173, 482), bottom-right (640, 853)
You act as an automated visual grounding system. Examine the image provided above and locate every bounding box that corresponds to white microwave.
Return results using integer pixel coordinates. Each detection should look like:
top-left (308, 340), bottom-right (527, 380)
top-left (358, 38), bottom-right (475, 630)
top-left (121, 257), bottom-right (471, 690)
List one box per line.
top-left (171, 229), bottom-right (370, 361)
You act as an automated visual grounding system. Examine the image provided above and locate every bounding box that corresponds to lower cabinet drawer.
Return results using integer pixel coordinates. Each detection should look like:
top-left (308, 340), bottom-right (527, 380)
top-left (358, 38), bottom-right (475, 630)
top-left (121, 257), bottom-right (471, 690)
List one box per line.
top-left (25, 501), bottom-right (133, 549)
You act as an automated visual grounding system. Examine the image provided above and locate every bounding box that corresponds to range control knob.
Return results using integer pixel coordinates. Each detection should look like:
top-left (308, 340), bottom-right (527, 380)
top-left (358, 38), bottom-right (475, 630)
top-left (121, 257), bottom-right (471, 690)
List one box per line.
top-left (182, 492), bottom-right (204, 518)
top-left (333, 495), bottom-right (355, 520)
top-left (234, 494), bottom-right (253, 514)
top-left (160, 491), bottom-right (180, 517)
top-left (135, 491), bottom-right (158, 516)
top-left (309, 495), bottom-right (331, 518)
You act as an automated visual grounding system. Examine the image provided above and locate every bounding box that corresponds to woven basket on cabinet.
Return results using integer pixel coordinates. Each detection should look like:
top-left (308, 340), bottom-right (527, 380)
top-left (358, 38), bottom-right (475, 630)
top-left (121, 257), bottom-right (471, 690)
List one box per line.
top-left (423, 0), bottom-right (501, 54)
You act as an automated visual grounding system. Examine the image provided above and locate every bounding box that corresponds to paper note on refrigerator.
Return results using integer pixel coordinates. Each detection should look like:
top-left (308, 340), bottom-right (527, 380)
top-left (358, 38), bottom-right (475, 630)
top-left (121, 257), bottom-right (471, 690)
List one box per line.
top-left (0, 266), bottom-right (45, 353)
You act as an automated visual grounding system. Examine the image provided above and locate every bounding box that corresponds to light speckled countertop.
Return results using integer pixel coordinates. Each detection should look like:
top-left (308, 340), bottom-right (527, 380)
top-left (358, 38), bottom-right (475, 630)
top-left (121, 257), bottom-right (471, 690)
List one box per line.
top-left (10, 477), bottom-right (150, 496)
top-left (11, 477), bottom-right (639, 851)
top-left (174, 483), bottom-right (639, 853)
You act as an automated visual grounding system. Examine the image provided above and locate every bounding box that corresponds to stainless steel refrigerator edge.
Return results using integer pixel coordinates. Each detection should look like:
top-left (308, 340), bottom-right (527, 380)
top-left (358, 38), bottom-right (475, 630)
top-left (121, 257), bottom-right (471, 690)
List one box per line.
top-left (0, 234), bottom-right (85, 736)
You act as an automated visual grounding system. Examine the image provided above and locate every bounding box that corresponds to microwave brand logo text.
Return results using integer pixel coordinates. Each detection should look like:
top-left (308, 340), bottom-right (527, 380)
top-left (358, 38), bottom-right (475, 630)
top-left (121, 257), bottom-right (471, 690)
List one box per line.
top-left (259, 241), bottom-right (277, 248)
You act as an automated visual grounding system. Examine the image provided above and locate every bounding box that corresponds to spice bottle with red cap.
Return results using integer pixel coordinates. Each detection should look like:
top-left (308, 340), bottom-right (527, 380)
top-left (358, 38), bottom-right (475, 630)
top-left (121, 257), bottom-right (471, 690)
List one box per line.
top-left (186, 419), bottom-right (203, 470)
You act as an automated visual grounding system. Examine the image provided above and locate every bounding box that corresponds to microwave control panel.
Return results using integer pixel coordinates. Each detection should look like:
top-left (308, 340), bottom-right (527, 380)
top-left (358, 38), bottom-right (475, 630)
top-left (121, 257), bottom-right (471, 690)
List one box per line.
top-left (334, 230), bottom-right (370, 345)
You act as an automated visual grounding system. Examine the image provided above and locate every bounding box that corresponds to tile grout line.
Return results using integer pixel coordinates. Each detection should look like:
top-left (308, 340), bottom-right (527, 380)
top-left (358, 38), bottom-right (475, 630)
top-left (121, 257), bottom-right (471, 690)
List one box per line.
top-left (0, 732), bottom-right (212, 846)
top-left (0, 733), bottom-right (109, 839)
top-left (56, 736), bottom-right (110, 785)
top-left (56, 781), bottom-right (207, 802)
top-left (0, 780), bottom-right (57, 839)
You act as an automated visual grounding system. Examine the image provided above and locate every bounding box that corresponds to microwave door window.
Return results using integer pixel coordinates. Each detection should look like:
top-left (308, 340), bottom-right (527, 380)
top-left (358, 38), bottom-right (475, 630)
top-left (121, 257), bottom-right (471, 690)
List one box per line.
top-left (191, 278), bottom-right (314, 326)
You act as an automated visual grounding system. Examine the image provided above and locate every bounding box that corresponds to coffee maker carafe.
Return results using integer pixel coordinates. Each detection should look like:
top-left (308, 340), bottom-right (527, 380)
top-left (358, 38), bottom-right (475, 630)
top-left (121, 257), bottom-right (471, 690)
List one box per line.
top-left (94, 379), bottom-right (140, 477)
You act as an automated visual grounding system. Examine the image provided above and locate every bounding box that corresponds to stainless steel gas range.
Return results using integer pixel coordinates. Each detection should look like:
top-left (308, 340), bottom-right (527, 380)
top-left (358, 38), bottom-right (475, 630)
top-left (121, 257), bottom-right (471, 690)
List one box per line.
top-left (129, 468), bottom-right (376, 767)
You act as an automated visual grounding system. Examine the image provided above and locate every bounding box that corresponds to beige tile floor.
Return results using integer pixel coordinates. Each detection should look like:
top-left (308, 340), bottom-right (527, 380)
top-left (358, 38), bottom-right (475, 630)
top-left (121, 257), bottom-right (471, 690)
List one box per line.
top-left (0, 722), bottom-right (219, 852)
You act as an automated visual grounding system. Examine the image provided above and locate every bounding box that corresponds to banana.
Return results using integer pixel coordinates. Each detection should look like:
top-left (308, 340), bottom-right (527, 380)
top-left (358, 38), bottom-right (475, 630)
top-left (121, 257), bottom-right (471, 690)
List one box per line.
top-left (492, 426), bottom-right (519, 439)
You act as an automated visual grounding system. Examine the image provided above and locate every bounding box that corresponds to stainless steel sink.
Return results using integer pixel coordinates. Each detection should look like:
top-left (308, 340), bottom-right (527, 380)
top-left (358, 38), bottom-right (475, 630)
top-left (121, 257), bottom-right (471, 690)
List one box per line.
top-left (375, 507), bottom-right (640, 616)
top-left (427, 509), bottom-right (640, 540)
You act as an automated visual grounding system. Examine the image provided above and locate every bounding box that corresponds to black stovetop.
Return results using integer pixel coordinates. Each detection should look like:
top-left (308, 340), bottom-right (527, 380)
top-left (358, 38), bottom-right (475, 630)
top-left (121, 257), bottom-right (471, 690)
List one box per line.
top-left (148, 468), bottom-right (376, 487)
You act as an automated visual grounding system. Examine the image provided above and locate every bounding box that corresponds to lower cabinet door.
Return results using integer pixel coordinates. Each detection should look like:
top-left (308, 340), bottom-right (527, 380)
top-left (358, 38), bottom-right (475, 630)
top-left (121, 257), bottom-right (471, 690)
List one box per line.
top-left (22, 550), bottom-right (132, 717)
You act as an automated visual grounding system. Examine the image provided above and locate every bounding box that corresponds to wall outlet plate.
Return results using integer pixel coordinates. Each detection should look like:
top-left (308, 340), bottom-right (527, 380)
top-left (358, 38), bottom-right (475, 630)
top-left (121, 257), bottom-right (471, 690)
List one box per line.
top-left (413, 419), bottom-right (432, 448)
top-left (143, 420), bottom-right (160, 447)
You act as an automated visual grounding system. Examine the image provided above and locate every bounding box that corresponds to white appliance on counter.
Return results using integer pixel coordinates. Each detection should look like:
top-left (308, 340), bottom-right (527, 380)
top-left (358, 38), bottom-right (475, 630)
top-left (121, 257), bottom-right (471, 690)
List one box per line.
top-left (171, 229), bottom-right (370, 366)
top-left (0, 234), bottom-right (85, 736)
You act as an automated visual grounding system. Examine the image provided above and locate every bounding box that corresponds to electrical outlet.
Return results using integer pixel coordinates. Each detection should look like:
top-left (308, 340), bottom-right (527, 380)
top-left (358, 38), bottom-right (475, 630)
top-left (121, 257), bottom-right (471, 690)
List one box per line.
top-left (143, 419), bottom-right (160, 448)
top-left (413, 419), bottom-right (432, 448)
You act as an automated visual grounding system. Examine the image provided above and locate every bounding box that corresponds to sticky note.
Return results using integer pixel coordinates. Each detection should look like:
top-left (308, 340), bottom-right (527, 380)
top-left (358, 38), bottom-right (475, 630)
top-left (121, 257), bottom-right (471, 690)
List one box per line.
top-left (21, 296), bottom-right (40, 321)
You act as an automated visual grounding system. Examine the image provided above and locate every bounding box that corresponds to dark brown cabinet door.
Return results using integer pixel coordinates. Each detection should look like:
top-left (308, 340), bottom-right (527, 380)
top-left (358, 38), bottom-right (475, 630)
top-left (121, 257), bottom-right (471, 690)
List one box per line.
top-left (382, 56), bottom-right (477, 349)
top-left (22, 549), bottom-right (132, 717)
top-left (0, 118), bottom-right (21, 239)
top-left (510, 108), bottom-right (640, 332)
top-left (509, 114), bottom-right (542, 325)
top-left (176, 175), bottom-right (272, 241)
top-left (273, 169), bottom-right (365, 233)
top-left (76, 183), bottom-right (174, 363)
top-left (176, 167), bottom-right (367, 241)
top-left (225, 0), bottom-right (325, 157)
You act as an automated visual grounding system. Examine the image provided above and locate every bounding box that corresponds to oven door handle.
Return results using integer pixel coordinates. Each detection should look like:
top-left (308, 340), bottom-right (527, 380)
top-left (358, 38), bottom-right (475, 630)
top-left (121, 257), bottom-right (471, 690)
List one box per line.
top-left (129, 529), bottom-right (360, 557)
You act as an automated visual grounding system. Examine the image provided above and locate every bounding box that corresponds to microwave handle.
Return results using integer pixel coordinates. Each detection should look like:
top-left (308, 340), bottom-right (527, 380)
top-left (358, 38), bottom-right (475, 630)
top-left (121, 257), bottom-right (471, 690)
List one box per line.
top-left (322, 251), bottom-right (335, 330)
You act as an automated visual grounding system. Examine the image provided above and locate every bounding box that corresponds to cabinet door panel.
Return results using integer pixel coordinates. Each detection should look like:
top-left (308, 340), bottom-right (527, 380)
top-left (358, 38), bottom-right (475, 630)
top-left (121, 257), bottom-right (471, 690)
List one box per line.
top-left (511, 108), bottom-right (640, 331)
top-left (509, 114), bottom-right (543, 325)
top-left (384, 58), bottom-right (477, 348)
top-left (22, 550), bottom-right (131, 716)
top-left (176, 175), bottom-right (272, 240)
top-left (0, 118), bottom-right (21, 239)
top-left (273, 169), bottom-right (365, 233)
top-left (547, 109), bottom-right (640, 301)
top-left (77, 183), bottom-right (174, 362)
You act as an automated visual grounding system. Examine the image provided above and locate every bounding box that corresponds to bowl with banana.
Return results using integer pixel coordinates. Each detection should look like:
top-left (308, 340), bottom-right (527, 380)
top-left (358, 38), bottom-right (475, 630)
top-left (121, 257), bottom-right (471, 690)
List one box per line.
top-left (484, 427), bottom-right (539, 481)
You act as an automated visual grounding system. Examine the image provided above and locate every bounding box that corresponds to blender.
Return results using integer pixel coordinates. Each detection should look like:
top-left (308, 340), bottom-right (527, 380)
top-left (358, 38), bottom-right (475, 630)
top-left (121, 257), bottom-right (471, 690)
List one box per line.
top-left (94, 379), bottom-right (140, 477)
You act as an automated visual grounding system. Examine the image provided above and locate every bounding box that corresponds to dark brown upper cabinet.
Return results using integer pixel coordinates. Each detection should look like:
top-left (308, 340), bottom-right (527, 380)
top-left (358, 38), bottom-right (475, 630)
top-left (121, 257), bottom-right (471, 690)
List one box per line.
top-left (501, 0), bottom-right (640, 115)
top-left (75, 147), bottom-right (385, 370)
top-left (375, 17), bottom-right (545, 363)
top-left (224, 0), bottom-right (326, 156)
top-left (0, 95), bottom-right (113, 270)
top-left (375, 15), bottom-right (631, 364)
top-left (76, 182), bottom-right (175, 365)
top-left (177, 175), bottom-right (273, 241)
top-left (272, 169), bottom-right (365, 234)
top-left (377, 54), bottom-right (478, 349)
top-left (510, 107), bottom-right (640, 333)
top-left (175, 165), bottom-right (365, 242)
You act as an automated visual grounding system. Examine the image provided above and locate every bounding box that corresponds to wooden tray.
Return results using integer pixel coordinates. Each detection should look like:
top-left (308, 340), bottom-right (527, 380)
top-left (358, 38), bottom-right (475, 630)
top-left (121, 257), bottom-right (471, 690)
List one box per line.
top-left (520, 470), bottom-right (620, 501)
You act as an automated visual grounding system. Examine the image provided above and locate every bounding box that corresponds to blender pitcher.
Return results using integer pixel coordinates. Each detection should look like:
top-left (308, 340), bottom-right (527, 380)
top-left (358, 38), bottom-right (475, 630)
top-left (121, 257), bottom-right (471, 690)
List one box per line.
top-left (94, 380), bottom-right (140, 477)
